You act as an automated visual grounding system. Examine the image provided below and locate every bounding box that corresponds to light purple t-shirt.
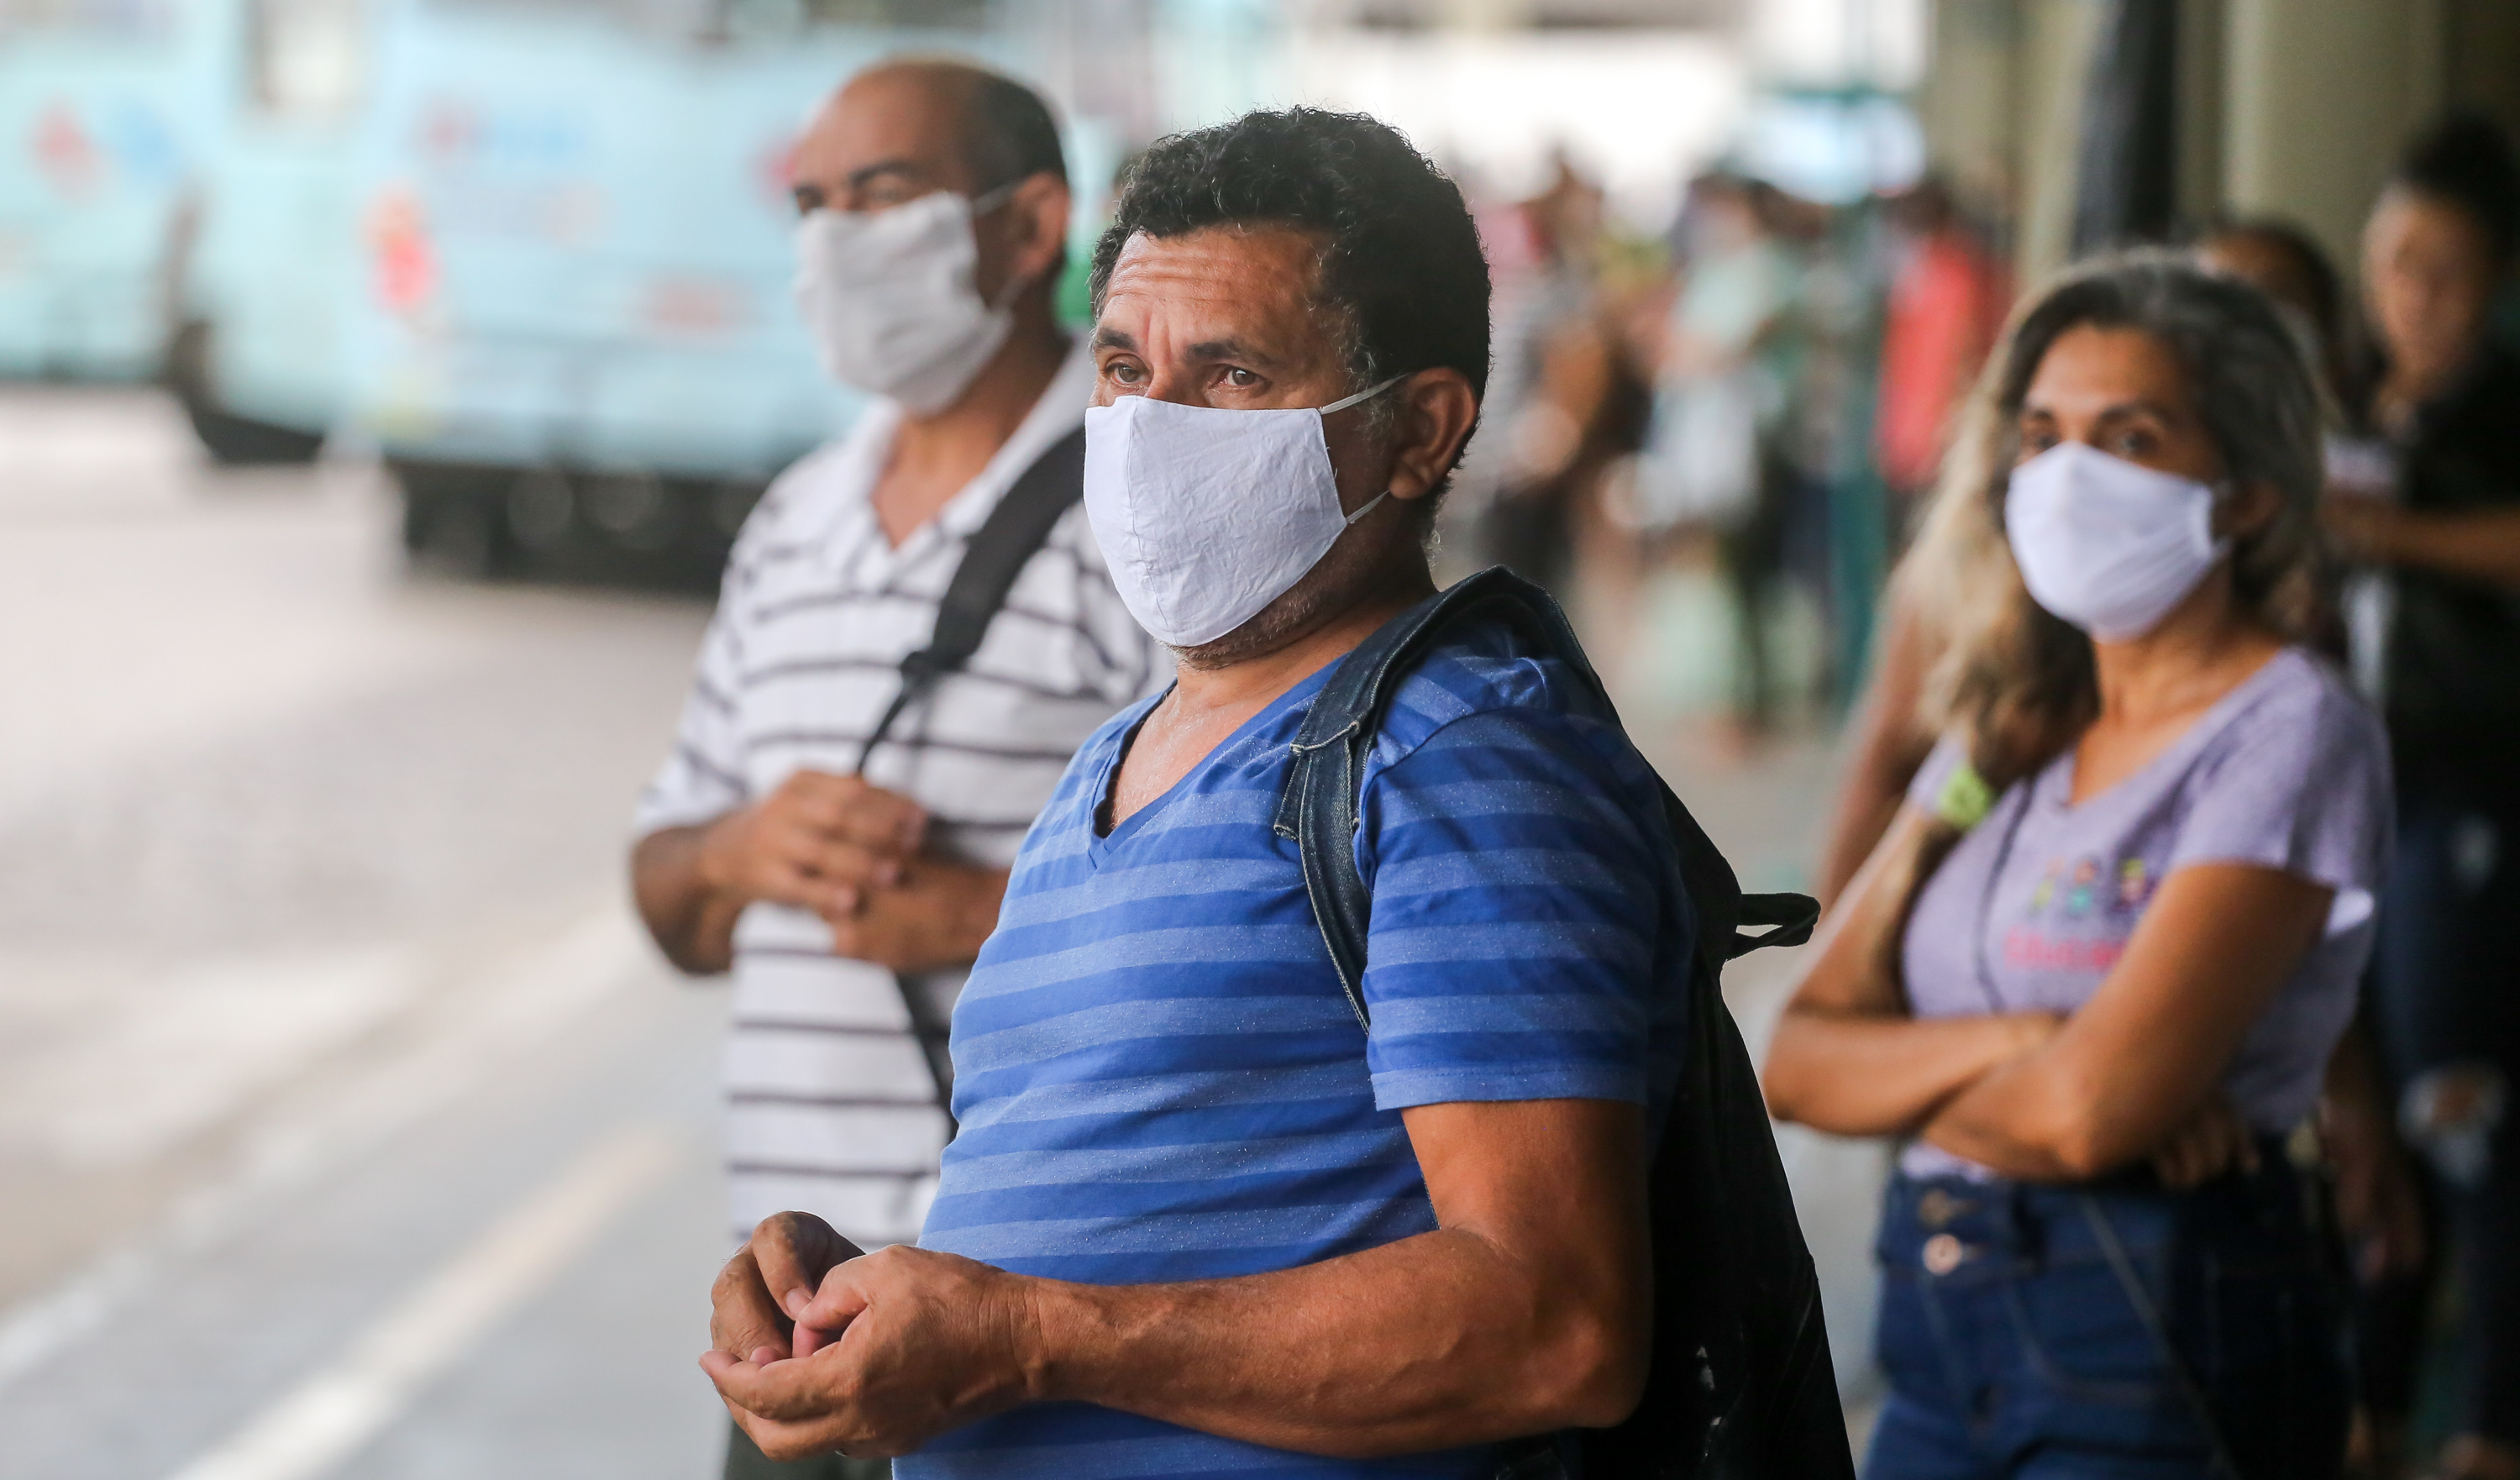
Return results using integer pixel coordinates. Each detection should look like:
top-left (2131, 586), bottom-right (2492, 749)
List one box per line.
top-left (1898, 648), bottom-right (2393, 1178)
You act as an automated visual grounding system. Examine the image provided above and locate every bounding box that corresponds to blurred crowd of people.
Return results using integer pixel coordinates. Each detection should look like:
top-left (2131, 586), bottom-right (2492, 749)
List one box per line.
top-left (1463, 110), bottom-right (2520, 1480)
top-left (1457, 154), bottom-right (2008, 737)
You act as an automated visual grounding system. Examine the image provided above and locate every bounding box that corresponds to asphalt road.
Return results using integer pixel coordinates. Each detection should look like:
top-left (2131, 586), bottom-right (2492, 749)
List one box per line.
top-left (0, 387), bottom-right (732, 1479)
top-left (0, 386), bottom-right (1887, 1479)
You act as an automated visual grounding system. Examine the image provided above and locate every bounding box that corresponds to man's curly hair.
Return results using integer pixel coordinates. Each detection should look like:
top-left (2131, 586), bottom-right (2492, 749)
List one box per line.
top-left (1089, 108), bottom-right (1492, 413)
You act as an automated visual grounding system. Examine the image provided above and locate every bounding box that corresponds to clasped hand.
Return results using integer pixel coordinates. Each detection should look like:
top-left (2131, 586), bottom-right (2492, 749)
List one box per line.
top-left (697, 771), bottom-right (1001, 973)
top-left (703, 1213), bottom-right (1040, 1462)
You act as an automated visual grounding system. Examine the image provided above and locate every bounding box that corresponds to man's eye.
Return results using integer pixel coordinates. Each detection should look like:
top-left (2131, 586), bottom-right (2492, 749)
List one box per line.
top-left (1223, 368), bottom-right (1257, 388)
top-left (2019, 429), bottom-right (2058, 455)
top-left (1107, 362), bottom-right (1142, 384)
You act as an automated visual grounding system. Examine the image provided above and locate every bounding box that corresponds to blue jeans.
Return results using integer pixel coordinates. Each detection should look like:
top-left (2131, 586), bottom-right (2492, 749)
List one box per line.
top-left (1865, 1167), bottom-right (2348, 1480)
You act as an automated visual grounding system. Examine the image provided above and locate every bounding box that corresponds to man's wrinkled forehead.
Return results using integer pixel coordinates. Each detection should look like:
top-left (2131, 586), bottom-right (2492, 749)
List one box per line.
top-left (1095, 223), bottom-right (1344, 357)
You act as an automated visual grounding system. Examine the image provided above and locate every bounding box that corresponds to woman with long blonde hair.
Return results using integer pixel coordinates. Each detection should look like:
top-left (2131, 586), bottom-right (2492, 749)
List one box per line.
top-left (1766, 255), bottom-right (2391, 1478)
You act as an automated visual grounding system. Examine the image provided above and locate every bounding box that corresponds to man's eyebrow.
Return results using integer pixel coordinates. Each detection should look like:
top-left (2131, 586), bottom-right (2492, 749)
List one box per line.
top-left (843, 159), bottom-right (928, 191)
top-left (1184, 339), bottom-right (1286, 370)
top-left (1092, 327), bottom-right (1139, 353)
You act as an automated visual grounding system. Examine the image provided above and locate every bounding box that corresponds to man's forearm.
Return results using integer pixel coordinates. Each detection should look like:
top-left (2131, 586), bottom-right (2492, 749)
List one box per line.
top-left (1020, 1225), bottom-right (1641, 1457)
top-left (632, 822), bottom-right (744, 975)
top-left (2381, 506), bottom-right (2520, 585)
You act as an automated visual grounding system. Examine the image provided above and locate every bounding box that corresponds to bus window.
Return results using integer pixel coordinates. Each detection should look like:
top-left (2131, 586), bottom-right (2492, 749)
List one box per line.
top-left (711, 0), bottom-right (991, 34)
top-left (793, 0), bottom-right (988, 25)
top-left (249, 0), bottom-right (361, 117)
top-left (0, 0), bottom-right (177, 39)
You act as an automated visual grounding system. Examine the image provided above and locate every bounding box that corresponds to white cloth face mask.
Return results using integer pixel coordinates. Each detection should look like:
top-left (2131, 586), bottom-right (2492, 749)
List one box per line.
top-left (2004, 440), bottom-right (2231, 641)
top-left (1084, 375), bottom-right (1404, 648)
top-left (791, 185), bottom-right (1019, 416)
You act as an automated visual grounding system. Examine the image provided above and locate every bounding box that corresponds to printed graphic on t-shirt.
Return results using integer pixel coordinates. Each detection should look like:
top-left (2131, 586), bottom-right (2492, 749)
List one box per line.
top-left (2003, 852), bottom-right (2160, 974)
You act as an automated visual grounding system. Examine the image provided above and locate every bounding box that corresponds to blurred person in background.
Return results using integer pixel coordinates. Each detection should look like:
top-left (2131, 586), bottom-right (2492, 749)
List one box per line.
top-left (1875, 180), bottom-right (2008, 521)
top-left (1467, 153), bottom-right (1650, 603)
top-left (2197, 217), bottom-right (2373, 431)
top-left (1632, 173), bottom-right (1803, 741)
top-left (1777, 186), bottom-right (1894, 712)
top-left (627, 60), bottom-right (1160, 1480)
top-left (2323, 113), bottom-right (2520, 1480)
top-left (1819, 209), bottom-right (2428, 1284)
top-left (1815, 204), bottom-right (2433, 1477)
top-left (1767, 256), bottom-right (2391, 1479)
top-left (2190, 210), bottom-right (2441, 1480)
top-left (1822, 217), bottom-right (2359, 907)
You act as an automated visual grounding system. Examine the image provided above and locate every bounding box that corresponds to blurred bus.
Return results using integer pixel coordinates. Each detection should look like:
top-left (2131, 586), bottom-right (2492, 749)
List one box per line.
top-left (13, 0), bottom-right (1260, 586)
top-left (0, 0), bottom-right (221, 382)
top-left (199, 0), bottom-right (1142, 588)
top-left (331, 0), bottom-right (964, 586)
top-left (171, 0), bottom-right (366, 461)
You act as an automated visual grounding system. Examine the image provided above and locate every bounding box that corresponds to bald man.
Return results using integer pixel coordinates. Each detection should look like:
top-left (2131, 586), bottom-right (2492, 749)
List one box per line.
top-left (628, 61), bottom-right (1162, 1480)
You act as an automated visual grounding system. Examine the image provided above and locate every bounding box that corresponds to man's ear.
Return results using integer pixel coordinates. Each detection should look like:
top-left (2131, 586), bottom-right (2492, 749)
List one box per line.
top-left (996, 173), bottom-right (1071, 298)
top-left (1383, 369), bottom-right (1481, 505)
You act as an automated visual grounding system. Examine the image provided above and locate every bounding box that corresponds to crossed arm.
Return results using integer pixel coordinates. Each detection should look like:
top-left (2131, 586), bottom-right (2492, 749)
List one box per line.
top-left (2325, 498), bottom-right (2520, 589)
top-left (702, 1097), bottom-right (1650, 1462)
top-left (1764, 805), bottom-right (2334, 1183)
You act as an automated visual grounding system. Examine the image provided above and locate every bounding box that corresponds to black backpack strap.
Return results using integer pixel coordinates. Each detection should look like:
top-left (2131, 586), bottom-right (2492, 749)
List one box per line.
top-left (1270, 570), bottom-right (1586, 1024)
top-left (852, 423), bottom-right (1088, 1125)
top-left (1275, 568), bottom-right (1834, 1480)
top-left (855, 424), bottom-right (1089, 771)
top-left (1273, 566), bottom-right (1814, 1024)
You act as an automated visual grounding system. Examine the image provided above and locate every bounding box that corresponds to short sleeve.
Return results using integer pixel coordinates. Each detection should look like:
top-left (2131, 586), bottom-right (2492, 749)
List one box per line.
top-left (2170, 667), bottom-right (2395, 932)
top-left (633, 604), bottom-right (751, 834)
top-left (1351, 703), bottom-right (1680, 1111)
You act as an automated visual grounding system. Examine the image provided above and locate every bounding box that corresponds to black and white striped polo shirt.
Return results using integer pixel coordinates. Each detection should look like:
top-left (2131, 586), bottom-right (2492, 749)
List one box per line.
top-left (636, 339), bottom-right (1165, 1249)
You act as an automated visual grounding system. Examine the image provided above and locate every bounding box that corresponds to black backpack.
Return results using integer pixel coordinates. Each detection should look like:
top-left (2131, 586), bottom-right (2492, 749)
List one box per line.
top-left (1277, 567), bottom-right (1852, 1480)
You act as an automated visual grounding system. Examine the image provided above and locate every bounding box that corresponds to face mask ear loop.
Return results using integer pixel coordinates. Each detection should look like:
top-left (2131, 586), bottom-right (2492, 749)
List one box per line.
top-left (1342, 491), bottom-right (1391, 527)
top-left (966, 181), bottom-right (1038, 313)
top-left (1319, 372), bottom-right (1410, 416)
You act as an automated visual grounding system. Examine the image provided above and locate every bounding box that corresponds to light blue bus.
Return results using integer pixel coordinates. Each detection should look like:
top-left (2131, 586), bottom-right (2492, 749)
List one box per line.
top-left (8, 0), bottom-right (1275, 585)
top-left (0, 0), bottom-right (221, 382)
top-left (328, 0), bottom-right (963, 585)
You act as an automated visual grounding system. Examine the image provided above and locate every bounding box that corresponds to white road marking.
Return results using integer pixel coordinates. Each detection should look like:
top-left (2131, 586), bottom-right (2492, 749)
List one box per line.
top-left (0, 947), bottom-right (422, 1167)
top-left (164, 1126), bottom-right (679, 1480)
top-left (0, 908), bottom-right (653, 1393)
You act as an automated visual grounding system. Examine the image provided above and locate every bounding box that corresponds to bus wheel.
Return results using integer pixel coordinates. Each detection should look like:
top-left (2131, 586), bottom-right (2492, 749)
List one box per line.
top-left (393, 461), bottom-right (514, 580)
top-left (165, 321), bottom-right (324, 465)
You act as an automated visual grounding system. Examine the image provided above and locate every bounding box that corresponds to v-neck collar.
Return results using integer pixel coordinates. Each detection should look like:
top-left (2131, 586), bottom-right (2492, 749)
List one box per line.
top-left (1084, 664), bottom-right (1337, 866)
top-left (2042, 648), bottom-right (2303, 814)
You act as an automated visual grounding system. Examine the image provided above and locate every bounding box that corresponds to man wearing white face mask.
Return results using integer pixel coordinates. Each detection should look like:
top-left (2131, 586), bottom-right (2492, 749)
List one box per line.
top-left (687, 107), bottom-right (1835, 1480)
top-left (629, 60), bottom-right (1163, 1480)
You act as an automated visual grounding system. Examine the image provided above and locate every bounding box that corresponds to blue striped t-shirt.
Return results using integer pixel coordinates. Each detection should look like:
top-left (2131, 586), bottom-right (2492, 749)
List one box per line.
top-left (901, 618), bottom-right (1696, 1480)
